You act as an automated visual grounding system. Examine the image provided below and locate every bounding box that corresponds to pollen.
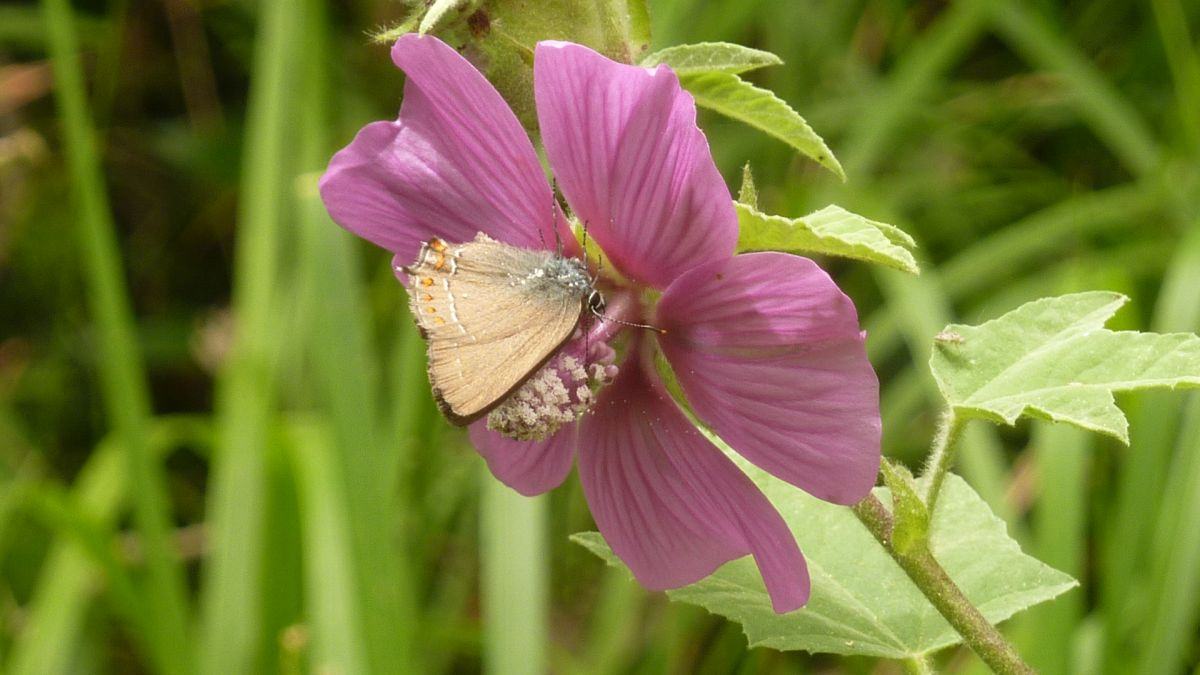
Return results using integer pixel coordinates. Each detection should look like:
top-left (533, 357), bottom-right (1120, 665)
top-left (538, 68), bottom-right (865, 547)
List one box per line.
top-left (434, 253), bottom-right (446, 270)
top-left (430, 239), bottom-right (446, 252)
top-left (421, 277), bottom-right (434, 287)
top-left (487, 353), bottom-right (612, 441)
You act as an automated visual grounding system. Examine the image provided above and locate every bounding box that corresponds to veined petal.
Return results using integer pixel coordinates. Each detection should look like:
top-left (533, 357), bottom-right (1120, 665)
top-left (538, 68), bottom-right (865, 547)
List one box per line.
top-left (468, 423), bottom-right (576, 497)
top-left (534, 41), bottom-right (737, 289)
top-left (577, 358), bottom-right (809, 612)
top-left (319, 34), bottom-right (569, 265)
top-left (656, 253), bottom-right (881, 505)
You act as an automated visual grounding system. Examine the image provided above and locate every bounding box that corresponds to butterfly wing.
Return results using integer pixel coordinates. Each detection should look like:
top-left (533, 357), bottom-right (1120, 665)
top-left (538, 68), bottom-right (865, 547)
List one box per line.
top-left (404, 235), bottom-right (586, 424)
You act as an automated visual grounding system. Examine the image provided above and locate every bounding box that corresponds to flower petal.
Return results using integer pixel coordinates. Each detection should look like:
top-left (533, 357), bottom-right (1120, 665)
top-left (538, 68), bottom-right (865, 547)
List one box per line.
top-left (320, 34), bottom-right (569, 265)
top-left (577, 357), bottom-right (809, 612)
top-left (656, 253), bottom-right (881, 505)
top-left (534, 41), bottom-right (737, 289)
top-left (468, 423), bottom-right (576, 497)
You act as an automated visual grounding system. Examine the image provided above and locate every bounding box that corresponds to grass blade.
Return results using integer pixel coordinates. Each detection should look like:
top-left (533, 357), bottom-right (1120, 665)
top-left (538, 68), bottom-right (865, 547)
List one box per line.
top-left (196, 0), bottom-right (299, 670)
top-left (8, 439), bottom-right (125, 675)
top-left (286, 421), bottom-right (370, 675)
top-left (1103, 221), bottom-right (1200, 672)
top-left (1139, 395), bottom-right (1200, 675)
top-left (865, 181), bottom-right (1161, 368)
top-left (1022, 423), bottom-right (1089, 675)
top-left (294, 0), bottom-right (417, 664)
top-left (986, 1), bottom-right (1161, 175)
top-left (838, 0), bottom-right (990, 177)
top-left (9, 418), bottom-right (210, 674)
top-left (40, 0), bottom-right (190, 671)
top-left (481, 474), bottom-right (548, 675)
top-left (1150, 0), bottom-right (1200, 152)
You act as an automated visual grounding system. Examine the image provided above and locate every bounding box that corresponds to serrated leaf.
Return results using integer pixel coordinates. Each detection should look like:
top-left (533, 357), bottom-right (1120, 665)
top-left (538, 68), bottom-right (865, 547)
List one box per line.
top-left (642, 42), bottom-right (783, 75)
top-left (574, 471), bottom-right (1074, 658)
top-left (930, 292), bottom-right (1200, 443)
top-left (737, 203), bottom-right (920, 274)
top-left (679, 71), bottom-right (845, 180)
top-left (738, 163), bottom-right (758, 208)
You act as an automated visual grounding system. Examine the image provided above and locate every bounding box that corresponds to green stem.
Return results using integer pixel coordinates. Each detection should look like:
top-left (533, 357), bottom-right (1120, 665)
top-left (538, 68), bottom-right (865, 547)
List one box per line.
top-left (920, 409), bottom-right (965, 512)
top-left (902, 654), bottom-right (937, 675)
top-left (853, 495), bottom-right (1033, 674)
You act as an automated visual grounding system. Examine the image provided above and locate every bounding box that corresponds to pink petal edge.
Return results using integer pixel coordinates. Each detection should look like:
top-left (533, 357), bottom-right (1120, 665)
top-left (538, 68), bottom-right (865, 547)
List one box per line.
top-left (656, 253), bottom-right (881, 505)
top-left (468, 423), bottom-right (577, 497)
top-left (577, 356), bottom-right (809, 612)
top-left (534, 41), bottom-right (737, 289)
top-left (319, 34), bottom-right (570, 265)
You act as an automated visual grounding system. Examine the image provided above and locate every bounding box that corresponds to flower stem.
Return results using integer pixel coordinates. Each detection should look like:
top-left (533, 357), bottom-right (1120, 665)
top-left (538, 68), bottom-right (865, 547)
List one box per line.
top-left (852, 495), bottom-right (1033, 674)
top-left (920, 409), bottom-right (966, 512)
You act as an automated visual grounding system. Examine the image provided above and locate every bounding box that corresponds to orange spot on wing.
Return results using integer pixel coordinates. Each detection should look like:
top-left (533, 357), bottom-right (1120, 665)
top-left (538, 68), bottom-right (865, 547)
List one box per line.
top-left (421, 277), bottom-right (434, 287)
top-left (425, 306), bottom-right (437, 314)
top-left (422, 293), bottom-right (434, 302)
top-left (434, 253), bottom-right (446, 270)
top-left (434, 316), bottom-right (446, 326)
top-left (430, 239), bottom-right (447, 252)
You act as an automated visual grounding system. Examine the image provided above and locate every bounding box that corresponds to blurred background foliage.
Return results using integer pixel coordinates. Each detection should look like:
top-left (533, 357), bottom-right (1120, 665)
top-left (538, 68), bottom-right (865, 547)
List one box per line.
top-left (2, 0), bottom-right (1199, 673)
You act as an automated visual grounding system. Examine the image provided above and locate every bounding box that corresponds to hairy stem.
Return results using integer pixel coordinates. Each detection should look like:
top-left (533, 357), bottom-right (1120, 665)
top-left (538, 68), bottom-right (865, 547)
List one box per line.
top-left (921, 409), bottom-right (966, 512)
top-left (902, 654), bottom-right (936, 675)
top-left (853, 495), bottom-right (1033, 674)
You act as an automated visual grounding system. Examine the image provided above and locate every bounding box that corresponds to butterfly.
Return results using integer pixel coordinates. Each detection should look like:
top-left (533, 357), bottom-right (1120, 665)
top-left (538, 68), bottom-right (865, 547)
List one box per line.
top-left (402, 233), bottom-right (605, 425)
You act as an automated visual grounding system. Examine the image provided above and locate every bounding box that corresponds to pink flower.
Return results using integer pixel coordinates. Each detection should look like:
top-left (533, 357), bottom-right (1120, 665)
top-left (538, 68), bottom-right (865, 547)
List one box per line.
top-left (320, 34), bottom-right (881, 612)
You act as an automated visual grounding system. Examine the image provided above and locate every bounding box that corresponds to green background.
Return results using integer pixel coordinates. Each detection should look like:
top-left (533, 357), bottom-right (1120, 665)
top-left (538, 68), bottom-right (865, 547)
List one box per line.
top-left (1, 0), bottom-right (1198, 672)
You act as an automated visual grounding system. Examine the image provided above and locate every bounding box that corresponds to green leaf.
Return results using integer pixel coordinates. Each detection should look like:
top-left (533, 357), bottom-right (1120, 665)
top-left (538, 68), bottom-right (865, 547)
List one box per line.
top-left (930, 292), bottom-right (1200, 443)
top-left (641, 42), bottom-right (783, 75)
top-left (574, 471), bottom-right (1074, 658)
top-left (679, 71), bottom-right (845, 180)
top-left (738, 163), bottom-right (758, 208)
top-left (737, 203), bottom-right (920, 274)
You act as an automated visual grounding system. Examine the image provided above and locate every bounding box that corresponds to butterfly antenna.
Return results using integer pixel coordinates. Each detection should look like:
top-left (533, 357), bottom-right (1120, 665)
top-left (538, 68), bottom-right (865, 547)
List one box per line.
top-left (595, 312), bottom-right (667, 335)
top-left (596, 234), bottom-right (604, 282)
top-left (581, 219), bottom-right (601, 281)
top-left (539, 198), bottom-right (552, 251)
top-left (551, 199), bottom-right (565, 257)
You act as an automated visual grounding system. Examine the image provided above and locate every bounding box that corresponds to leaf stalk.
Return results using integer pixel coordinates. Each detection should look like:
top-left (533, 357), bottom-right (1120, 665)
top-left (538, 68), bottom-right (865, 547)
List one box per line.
top-left (921, 409), bottom-right (966, 512)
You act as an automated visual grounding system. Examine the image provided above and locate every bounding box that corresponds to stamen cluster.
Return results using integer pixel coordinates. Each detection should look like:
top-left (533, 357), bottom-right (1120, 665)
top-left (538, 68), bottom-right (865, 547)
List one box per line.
top-left (486, 340), bottom-right (617, 440)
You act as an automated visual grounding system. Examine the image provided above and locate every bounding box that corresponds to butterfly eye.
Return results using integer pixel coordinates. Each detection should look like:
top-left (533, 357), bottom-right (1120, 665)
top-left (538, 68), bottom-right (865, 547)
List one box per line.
top-left (587, 290), bottom-right (606, 315)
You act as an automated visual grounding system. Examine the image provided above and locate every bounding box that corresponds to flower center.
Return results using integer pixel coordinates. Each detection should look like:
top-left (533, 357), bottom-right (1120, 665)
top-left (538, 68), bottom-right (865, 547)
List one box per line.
top-left (485, 328), bottom-right (619, 441)
top-left (485, 285), bottom-right (645, 441)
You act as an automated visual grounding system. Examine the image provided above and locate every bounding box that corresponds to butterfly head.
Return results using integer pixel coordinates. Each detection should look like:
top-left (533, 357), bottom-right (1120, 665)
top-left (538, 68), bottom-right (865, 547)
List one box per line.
top-left (587, 288), bottom-right (606, 315)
